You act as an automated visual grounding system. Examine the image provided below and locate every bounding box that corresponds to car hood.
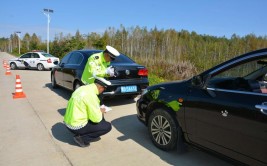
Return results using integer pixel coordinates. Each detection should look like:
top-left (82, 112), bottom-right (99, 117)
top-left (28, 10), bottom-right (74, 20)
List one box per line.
top-left (148, 79), bottom-right (189, 90)
top-left (143, 79), bottom-right (191, 108)
top-left (9, 58), bottom-right (19, 61)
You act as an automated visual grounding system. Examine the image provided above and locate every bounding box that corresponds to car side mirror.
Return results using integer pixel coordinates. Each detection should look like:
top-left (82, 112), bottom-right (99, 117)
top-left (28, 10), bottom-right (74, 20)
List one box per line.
top-left (202, 74), bottom-right (212, 89)
top-left (191, 75), bottom-right (203, 87)
top-left (192, 74), bottom-right (212, 89)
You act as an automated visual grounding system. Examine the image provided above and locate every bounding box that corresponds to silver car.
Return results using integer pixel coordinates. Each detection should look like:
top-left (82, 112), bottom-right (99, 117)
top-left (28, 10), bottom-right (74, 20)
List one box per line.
top-left (9, 51), bottom-right (60, 71)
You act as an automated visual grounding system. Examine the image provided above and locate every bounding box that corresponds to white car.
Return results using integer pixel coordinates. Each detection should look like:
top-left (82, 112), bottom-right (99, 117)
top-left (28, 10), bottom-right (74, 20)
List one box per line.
top-left (9, 51), bottom-right (60, 71)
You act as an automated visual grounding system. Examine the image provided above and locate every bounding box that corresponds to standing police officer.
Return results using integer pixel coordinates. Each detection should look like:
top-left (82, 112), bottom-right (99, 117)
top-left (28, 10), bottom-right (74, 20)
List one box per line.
top-left (81, 45), bottom-right (120, 85)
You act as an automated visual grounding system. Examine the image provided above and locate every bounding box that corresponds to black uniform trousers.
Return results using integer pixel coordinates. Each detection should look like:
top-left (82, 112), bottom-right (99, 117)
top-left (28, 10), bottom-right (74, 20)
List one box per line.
top-left (68, 118), bottom-right (112, 143)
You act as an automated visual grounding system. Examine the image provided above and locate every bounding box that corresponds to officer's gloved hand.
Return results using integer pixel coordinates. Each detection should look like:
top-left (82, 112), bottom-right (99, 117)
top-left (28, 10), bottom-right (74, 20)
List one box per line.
top-left (106, 66), bottom-right (115, 77)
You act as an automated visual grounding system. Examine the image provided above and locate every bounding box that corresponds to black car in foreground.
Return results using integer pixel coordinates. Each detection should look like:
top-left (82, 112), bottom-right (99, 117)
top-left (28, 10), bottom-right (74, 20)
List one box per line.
top-left (51, 49), bottom-right (148, 98)
top-left (136, 48), bottom-right (267, 165)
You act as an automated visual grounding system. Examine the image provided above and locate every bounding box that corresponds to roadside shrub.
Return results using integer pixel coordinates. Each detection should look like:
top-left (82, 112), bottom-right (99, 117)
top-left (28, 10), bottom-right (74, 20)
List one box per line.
top-left (137, 58), bottom-right (197, 82)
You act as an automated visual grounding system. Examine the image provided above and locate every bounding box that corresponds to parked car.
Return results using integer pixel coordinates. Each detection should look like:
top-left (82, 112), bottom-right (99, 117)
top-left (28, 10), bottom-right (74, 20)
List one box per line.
top-left (9, 51), bottom-right (59, 71)
top-left (136, 48), bottom-right (267, 165)
top-left (51, 49), bottom-right (149, 98)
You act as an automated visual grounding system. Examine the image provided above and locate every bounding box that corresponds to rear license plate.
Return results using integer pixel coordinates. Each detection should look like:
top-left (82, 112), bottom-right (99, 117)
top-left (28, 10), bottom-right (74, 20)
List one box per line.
top-left (121, 85), bottom-right (137, 93)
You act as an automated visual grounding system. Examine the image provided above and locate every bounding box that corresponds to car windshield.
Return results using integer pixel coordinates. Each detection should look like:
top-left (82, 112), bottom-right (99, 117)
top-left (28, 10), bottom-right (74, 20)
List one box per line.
top-left (41, 53), bottom-right (55, 57)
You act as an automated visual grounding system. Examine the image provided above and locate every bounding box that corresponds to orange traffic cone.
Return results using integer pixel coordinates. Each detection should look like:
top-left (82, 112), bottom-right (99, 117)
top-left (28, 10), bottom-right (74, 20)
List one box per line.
top-left (5, 65), bottom-right (12, 75)
top-left (3, 61), bottom-right (7, 68)
top-left (13, 75), bottom-right (26, 99)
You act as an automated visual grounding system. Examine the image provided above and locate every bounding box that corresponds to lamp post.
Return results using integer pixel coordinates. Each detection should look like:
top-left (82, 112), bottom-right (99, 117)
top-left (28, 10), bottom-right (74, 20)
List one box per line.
top-left (43, 8), bottom-right (53, 54)
top-left (16, 31), bottom-right (21, 54)
top-left (9, 35), bottom-right (13, 53)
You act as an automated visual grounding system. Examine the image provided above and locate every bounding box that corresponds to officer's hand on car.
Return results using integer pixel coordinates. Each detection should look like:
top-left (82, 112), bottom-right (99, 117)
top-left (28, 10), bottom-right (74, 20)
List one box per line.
top-left (106, 66), bottom-right (115, 77)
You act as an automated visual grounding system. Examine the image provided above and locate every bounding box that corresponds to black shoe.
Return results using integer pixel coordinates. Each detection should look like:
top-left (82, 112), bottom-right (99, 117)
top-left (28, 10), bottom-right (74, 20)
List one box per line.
top-left (88, 137), bottom-right (101, 142)
top-left (73, 135), bottom-right (90, 147)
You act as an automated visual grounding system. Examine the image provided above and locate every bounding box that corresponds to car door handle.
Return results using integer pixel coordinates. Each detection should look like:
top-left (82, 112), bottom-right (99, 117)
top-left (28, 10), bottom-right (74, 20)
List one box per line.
top-left (255, 102), bottom-right (267, 115)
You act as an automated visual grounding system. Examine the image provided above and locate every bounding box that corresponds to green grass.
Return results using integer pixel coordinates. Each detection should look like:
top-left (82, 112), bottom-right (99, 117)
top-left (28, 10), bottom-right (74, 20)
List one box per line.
top-left (8, 52), bottom-right (20, 57)
top-left (148, 73), bottom-right (167, 86)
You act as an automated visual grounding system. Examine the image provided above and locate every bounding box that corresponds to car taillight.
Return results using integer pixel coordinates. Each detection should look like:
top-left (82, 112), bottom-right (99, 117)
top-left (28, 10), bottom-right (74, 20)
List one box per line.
top-left (47, 58), bottom-right (52, 63)
top-left (138, 68), bottom-right (148, 76)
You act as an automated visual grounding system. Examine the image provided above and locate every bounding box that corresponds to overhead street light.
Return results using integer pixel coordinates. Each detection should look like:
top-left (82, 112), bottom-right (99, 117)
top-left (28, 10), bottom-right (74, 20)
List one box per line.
top-left (16, 31), bottom-right (21, 54)
top-left (43, 8), bottom-right (54, 54)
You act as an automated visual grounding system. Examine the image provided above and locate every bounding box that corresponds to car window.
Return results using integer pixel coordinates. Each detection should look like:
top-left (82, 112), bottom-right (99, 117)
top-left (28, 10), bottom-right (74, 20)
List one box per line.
top-left (208, 57), bottom-right (267, 93)
top-left (83, 51), bottom-right (101, 57)
top-left (41, 53), bottom-right (55, 57)
top-left (32, 53), bottom-right (40, 58)
top-left (68, 52), bottom-right (84, 65)
top-left (80, 51), bottom-right (134, 63)
top-left (214, 59), bottom-right (264, 78)
top-left (20, 53), bottom-right (31, 58)
top-left (60, 53), bottom-right (71, 64)
top-left (112, 54), bottom-right (135, 63)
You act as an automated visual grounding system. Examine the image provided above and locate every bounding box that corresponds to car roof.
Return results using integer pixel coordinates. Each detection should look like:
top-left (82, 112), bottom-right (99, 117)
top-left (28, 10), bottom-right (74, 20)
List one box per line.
top-left (75, 49), bottom-right (102, 53)
top-left (72, 49), bottom-right (135, 63)
top-left (23, 51), bottom-right (45, 54)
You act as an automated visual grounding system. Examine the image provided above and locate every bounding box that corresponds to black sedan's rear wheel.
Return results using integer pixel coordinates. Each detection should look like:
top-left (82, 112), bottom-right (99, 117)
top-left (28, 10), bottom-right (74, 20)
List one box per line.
top-left (148, 108), bottom-right (182, 151)
top-left (51, 74), bottom-right (58, 89)
top-left (74, 81), bottom-right (82, 91)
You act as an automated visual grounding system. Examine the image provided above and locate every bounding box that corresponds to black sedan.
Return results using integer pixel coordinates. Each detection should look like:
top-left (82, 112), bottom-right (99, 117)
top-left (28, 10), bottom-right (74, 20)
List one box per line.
top-left (136, 48), bottom-right (267, 165)
top-left (51, 49), bottom-right (149, 98)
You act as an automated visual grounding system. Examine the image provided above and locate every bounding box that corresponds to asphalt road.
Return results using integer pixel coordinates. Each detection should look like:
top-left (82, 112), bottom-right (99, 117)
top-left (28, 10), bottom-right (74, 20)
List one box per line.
top-left (0, 52), bottom-right (234, 166)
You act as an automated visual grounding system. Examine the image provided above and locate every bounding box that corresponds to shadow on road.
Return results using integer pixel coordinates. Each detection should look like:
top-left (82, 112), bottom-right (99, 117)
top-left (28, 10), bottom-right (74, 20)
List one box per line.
top-left (44, 83), bottom-right (72, 101)
top-left (51, 122), bottom-right (78, 147)
top-left (111, 114), bottom-right (234, 166)
top-left (57, 108), bottom-right (66, 116)
top-left (52, 108), bottom-right (80, 147)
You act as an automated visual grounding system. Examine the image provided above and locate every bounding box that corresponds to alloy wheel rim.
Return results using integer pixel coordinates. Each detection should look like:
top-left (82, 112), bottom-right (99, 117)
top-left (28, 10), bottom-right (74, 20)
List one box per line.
top-left (38, 64), bottom-right (43, 70)
top-left (151, 115), bottom-right (172, 145)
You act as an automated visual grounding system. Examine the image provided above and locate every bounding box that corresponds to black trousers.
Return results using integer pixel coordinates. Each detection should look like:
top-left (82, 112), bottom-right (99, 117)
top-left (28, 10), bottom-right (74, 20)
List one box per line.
top-left (68, 119), bottom-right (112, 143)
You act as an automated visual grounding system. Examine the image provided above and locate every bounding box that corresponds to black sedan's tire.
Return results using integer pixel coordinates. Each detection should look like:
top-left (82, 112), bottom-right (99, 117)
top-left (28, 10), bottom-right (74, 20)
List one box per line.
top-left (51, 74), bottom-right (58, 89)
top-left (74, 81), bottom-right (82, 91)
top-left (148, 108), bottom-right (182, 151)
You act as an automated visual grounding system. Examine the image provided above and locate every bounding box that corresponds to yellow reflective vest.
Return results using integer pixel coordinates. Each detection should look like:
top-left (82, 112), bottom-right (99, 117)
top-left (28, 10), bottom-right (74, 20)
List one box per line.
top-left (81, 52), bottom-right (110, 84)
top-left (64, 84), bottom-right (102, 128)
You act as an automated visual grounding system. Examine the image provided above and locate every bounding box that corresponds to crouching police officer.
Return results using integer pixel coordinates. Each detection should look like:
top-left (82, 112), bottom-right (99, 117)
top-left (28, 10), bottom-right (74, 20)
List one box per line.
top-left (81, 45), bottom-right (120, 85)
top-left (64, 77), bottom-right (112, 147)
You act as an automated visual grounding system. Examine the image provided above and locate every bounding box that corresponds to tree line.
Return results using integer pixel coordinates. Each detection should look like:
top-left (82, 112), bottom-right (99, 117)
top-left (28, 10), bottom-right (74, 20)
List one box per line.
top-left (1, 25), bottom-right (267, 81)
